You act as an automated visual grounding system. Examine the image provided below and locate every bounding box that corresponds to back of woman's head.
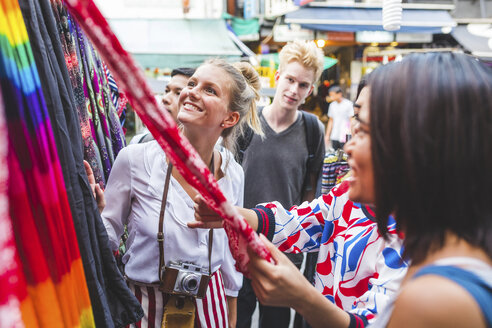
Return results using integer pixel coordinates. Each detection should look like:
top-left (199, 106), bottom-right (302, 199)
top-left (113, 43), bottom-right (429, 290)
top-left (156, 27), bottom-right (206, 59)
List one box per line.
top-left (369, 53), bottom-right (492, 263)
top-left (203, 58), bottom-right (263, 153)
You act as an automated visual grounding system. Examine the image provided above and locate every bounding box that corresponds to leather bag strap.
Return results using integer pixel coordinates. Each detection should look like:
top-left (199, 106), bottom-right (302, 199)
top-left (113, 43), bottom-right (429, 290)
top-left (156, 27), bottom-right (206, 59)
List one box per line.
top-left (158, 154), bottom-right (215, 282)
top-left (158, 162), bottom-right (173, 282)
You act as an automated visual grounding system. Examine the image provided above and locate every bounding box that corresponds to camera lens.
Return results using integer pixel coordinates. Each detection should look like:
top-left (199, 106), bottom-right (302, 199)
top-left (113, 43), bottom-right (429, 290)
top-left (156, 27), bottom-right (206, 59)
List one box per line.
top-left (180, 273), bottom-right (199, 293)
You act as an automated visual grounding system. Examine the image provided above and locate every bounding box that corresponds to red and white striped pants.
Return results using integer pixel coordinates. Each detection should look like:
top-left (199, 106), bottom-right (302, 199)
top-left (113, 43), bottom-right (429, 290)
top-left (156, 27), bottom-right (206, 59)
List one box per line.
top-left (128, 270), bottom-right (229, 328)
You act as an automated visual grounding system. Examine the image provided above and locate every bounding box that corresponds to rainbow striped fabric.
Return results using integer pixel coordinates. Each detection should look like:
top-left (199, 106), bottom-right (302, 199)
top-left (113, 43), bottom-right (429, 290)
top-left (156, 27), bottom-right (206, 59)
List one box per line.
top-left (0, 0), bottom-right (94, 326)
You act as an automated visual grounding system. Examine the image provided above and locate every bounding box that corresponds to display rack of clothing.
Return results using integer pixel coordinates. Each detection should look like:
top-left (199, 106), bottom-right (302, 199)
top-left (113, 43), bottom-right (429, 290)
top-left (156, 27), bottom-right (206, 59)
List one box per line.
top-left (1, 0), bottom-right (142, 326)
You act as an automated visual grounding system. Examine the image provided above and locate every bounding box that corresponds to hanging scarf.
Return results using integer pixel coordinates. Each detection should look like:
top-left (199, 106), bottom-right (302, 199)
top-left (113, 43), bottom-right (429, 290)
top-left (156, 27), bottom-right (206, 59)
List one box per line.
top-left (0, 74), bottom-right (25, 328)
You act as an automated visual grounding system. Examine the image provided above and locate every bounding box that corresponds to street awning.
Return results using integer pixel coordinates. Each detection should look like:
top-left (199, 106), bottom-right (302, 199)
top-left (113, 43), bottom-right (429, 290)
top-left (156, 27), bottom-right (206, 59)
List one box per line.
top-left (285, 7), bottom-right (456, 34)
top-left (452, 24), bottom-right (492, 60)
top-left (109, 19), bottom-right (244, 68)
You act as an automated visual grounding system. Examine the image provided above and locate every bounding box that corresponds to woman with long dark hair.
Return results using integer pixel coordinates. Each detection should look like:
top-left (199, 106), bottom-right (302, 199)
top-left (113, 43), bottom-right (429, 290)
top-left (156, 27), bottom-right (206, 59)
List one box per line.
top-left (193, 52), bottom-right (492, 327)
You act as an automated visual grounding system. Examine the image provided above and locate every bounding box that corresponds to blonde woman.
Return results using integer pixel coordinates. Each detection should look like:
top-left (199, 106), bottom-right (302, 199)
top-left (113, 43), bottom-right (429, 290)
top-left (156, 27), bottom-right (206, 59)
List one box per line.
top-left (101, 58), bottom-right (262, 328)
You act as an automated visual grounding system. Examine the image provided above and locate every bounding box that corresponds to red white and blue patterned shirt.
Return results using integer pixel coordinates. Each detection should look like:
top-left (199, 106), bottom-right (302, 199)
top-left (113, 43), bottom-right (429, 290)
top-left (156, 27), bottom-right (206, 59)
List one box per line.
top-left (253, 181), bottom-right (408, 326)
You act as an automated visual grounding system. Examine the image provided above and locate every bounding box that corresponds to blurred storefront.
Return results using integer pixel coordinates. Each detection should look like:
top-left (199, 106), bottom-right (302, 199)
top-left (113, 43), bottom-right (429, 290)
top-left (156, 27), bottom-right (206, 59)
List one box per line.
top-left (282, 2), bottom-right (457, 100)
top-left (109, 18), bottom-right (251, 92)
top-left (452, 24), bottom-right (492, 63)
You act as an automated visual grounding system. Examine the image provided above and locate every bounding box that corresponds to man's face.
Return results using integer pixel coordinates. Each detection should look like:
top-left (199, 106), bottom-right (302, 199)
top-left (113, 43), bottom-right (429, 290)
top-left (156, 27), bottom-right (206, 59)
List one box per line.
top-left (162, 74), bottom-right (189, 122)
top-left (274, 61), bottom-right (315, 110)
top-left (329, 91), bottom-right (342, 102)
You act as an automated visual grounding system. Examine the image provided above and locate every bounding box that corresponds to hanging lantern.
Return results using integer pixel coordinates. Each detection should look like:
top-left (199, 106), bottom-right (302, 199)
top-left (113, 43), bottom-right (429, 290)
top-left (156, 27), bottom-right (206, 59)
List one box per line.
top-left (383, 0), bottom-right (402, 31)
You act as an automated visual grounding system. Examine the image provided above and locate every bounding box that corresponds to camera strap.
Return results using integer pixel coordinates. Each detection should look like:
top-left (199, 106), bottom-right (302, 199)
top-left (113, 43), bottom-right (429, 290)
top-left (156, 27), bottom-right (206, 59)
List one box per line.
top-left (158, 154), bottom-right (215, 283)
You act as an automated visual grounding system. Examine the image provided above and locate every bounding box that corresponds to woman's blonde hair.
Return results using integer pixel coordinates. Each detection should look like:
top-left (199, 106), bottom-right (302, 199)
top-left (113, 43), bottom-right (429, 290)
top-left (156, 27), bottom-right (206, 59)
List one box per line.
top-left (203, 58), bottom-right (263, 155)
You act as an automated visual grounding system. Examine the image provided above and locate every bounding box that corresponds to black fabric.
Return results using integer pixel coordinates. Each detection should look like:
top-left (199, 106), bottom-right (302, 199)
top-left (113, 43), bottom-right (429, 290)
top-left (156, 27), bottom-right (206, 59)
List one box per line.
top-left (18, 0), bottom-right (143, 326)
top-left (253, 206), bottom-right (276, 241)
top-left (238, 278), bottom-right (299, 328)
top-left (250, 206), bottom-right (303, 328)
top-left (332, 140), bottom-right (345, 151)
top-left (293, 251), bottom-right (318, 328)
top-left (347, 312), bottom-right (369, 328)
top-left (237, 278), bottom-right (257, 328)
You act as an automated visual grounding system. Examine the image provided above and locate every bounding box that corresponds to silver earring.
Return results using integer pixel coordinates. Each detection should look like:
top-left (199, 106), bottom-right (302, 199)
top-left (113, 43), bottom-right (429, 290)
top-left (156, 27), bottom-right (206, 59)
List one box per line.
top-left (220, 123), bottom-right (225, 127)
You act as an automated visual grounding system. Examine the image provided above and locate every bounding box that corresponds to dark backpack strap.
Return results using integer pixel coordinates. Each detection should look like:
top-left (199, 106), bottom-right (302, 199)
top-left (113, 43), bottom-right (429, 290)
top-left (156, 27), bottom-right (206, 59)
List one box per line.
top-left (301, 111), bottom-right (322, 194)
top-left (235, 127), bottom-right (254, 164)
top-left (301, 111), bottom-right (320, 172)
top-left (235, 106), bottom-right (264, 164)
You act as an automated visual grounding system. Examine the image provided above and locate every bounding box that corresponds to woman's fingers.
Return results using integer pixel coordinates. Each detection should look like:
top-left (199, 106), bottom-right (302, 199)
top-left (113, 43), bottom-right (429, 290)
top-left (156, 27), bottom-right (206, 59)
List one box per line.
top-left (94, 184), bottom-right (106, 213)
top-left (84, 160), bottom-right (96, 184)
top-left (188, 194), bottom-right (224, 229)
top-left (84, 160), bottom-right (106, 213)
top-left (250, 235), bottom-right (282, 264)
top-left (247, 234), bottom-right (307, 308)
top-left (193, 194), bottom-right (219, 216)
top-left (187, 220), bottom-right (223, 229)
top-left (84, 160), bottom-right (97, 198)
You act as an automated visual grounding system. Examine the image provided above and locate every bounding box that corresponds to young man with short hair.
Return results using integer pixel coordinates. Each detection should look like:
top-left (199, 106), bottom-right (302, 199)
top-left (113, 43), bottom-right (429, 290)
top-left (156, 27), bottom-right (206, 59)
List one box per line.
top-left (161, 67), bottom-right (195, 121)
top-left (238, 40), bottom-right (325, 328)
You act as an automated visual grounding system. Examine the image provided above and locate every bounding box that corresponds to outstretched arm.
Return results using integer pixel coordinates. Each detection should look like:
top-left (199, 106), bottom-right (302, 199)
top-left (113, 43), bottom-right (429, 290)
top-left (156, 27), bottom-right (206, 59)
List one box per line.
top-left (189, 194), bottom-right (259, 230)
top-left (191, 191), bottom-right (330, 254)
top-left (248, 234), bottom-right (351, 328)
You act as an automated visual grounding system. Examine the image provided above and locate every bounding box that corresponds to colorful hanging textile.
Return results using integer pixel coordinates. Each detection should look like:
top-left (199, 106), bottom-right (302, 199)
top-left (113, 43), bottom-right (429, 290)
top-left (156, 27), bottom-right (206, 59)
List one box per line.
top-left (74, 21), bottom-right (125, 184)
top-left (49, 0), bottom-right (126, 187)
top-left (0, 0), bottom-right (94, 326)
top-left (49, 0), bottom-right (105, 187)
top-left (18, 0), bottom-right (143, 325)
top-left (103, 62), bottom-right (128, 127)
top-left (0, 77), bottom-right (25, 328)
top-left (64, 0), bottom-right (273, 273)
top-left (103, 62), bottom-right (120, 112)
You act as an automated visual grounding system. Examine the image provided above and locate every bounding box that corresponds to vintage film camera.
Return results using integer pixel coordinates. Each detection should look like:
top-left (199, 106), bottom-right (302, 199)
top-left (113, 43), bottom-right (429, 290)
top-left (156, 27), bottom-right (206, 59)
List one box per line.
top-left (160, 261), bottom-right (210, 299)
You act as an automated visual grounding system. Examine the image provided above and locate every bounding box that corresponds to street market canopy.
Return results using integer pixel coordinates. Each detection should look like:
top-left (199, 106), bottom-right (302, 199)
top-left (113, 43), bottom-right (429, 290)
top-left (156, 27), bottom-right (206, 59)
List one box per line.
top-left (109, 18), bottom-right (244, 69)
top-left (452, 24), bottom-right (492, 61)
top-left (285, 7), bottom-right (456, 34)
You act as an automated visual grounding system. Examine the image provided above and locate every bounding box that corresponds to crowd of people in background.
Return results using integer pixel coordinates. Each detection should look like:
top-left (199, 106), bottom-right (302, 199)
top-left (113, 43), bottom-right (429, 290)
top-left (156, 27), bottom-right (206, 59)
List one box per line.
top-left (85, 40), bottom-right (492, 328)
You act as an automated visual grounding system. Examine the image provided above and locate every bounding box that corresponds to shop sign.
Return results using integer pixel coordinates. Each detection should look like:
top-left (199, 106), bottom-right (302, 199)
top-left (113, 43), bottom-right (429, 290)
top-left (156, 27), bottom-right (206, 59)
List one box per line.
top-left (264, 0), bottom-right (298, 18)
top-left (356, 31), bottom-right (394, 43)
top-left (396, 33), bottom-right (433, 43)
top-left (273, 24), bottom-right (315, 42)
top-left (244, 0), bottom-right (258, 19)
top-left (324, 31), bottom-right (355, 42)
top-left (294, 0), bottom-right (314, 5)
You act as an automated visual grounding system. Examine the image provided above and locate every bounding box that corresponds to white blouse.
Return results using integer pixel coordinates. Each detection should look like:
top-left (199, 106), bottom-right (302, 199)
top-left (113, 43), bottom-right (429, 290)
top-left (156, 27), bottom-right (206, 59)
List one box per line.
top-left (102, 141), bottom-right (244, 296)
